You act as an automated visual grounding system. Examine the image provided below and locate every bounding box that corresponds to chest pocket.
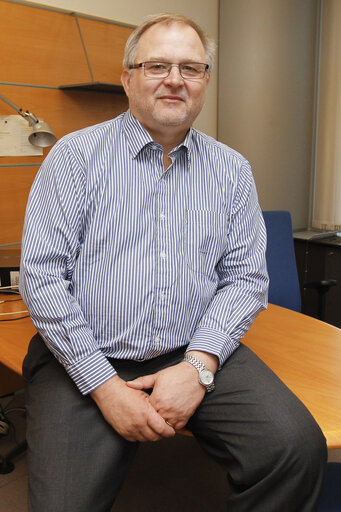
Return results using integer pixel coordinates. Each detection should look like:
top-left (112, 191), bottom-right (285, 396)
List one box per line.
top-left (186, 210), bottom-right (228, 278)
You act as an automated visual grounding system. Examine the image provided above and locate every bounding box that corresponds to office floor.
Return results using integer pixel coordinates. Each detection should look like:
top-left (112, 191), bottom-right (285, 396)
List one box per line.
top-left (0, 390), bottom-right (229, 512)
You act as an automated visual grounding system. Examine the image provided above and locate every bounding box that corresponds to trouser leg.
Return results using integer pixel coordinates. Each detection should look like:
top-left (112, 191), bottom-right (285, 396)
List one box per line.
top-left (23, 334), bottom-right (139, 512)
top-left (187, 344), bottom-right (327, 512)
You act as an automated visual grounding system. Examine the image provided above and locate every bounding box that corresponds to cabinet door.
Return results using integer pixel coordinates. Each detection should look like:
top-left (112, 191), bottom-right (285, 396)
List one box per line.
top-left (295, 240), bottom-right (341, 328)
top-left (323, 247), bottom-right (341, 328)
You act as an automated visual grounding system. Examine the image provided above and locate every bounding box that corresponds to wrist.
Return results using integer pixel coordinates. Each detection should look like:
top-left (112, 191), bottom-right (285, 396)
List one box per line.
top-left (90, 374), bottom-right (124, 403)
top-left (183, 353), bottom-right (215, 393)
top-left (186, 350), bottom-right (218, 374)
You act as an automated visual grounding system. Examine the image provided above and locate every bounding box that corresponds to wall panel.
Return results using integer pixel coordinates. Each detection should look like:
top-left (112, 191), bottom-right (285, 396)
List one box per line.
top-left (0, 2), bottom-right (91, 86)
top-left (77, 17), bottom-right (133, 85)
top-left (0, 0), bottom-right (131, 248)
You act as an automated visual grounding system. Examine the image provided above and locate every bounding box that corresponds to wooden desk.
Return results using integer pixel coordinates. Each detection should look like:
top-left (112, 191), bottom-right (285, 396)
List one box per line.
top-left (0, 294), bottom-right (36, 374)
top-left (1, 294), bottom-right (341, 448)
top-left (243, 304), bottom-right (341, 449)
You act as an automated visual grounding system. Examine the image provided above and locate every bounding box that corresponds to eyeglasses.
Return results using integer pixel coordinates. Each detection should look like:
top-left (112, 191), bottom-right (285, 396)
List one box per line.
top-left (129, 61), bottom-right (209, 80)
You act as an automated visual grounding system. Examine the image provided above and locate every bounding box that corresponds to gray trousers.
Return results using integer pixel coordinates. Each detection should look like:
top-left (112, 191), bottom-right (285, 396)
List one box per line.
top-left (23, 333), bottom-right (327, 512)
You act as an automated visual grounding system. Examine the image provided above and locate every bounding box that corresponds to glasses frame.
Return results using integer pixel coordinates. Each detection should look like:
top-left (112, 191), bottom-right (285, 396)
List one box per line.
top-left (129, 61), bottom-right (209, 80)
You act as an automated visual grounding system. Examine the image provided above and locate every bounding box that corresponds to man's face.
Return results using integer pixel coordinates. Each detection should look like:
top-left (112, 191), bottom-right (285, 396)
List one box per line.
top-left (121, 22), bottom-right (210, 142)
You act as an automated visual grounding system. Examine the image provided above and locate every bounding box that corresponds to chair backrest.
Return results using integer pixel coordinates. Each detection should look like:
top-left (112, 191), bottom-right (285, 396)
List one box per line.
top-left (262, 210), bottom-right (301, 312)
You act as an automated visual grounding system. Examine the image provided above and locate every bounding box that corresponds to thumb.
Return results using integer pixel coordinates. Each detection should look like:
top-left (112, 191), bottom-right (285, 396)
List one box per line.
top-left (126, 373), bottom-right (157, 390)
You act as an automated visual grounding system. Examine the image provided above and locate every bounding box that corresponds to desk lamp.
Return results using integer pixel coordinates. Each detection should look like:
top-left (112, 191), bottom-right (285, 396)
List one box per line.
top-left (0, 92), bottom-right (57, 148)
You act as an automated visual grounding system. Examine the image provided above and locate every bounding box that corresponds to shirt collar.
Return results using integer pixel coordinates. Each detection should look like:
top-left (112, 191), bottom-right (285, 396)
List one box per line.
top-left (122, 110), bottom-right (194, 158)
top-left (122, 110), bottom-right (154, 158)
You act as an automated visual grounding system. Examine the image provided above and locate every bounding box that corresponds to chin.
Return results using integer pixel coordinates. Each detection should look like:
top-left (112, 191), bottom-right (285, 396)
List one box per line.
top-left (154, 112), bottom-right (189, 127)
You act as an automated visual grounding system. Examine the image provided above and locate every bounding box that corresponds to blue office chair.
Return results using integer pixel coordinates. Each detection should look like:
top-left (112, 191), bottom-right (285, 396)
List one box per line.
top-left (262, 210), bottom-right (301, 312)
top-left (262, 210), bottom-right (340, 512)
top-left (262, 210), bottom-right (336, 317)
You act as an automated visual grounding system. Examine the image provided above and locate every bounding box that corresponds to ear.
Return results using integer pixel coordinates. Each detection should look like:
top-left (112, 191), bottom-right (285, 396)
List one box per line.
top-left (121, 68), bottom-right (131, 97)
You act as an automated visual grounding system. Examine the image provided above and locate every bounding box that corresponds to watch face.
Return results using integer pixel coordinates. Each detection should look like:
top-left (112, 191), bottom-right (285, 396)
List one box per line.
top-left (200, 369), bottom-right (214, 386)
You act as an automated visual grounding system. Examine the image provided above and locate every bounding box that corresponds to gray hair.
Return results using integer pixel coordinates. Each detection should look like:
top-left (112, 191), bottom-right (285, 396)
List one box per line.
top-left (123, 13), bottom-right (216, 71)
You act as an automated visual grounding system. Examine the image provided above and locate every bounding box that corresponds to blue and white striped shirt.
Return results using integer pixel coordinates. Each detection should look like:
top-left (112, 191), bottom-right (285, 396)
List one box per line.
top-left (20, 110), bottom-right (268, 395)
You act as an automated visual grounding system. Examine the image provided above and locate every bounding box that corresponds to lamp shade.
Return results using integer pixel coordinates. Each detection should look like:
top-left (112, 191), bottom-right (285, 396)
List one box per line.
top-left (28, 119), bottom-right (57, 148)
top-left (0, 93), bottom-right (57, 148)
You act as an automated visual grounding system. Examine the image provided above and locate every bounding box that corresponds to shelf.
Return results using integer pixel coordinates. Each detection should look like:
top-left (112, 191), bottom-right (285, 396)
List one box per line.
top-left (59, 82), bottom-right (125, 94)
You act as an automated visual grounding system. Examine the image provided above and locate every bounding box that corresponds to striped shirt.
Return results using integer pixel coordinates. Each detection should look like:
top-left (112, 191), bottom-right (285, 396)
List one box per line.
top-left (20, 110), bottom-right (268, 395)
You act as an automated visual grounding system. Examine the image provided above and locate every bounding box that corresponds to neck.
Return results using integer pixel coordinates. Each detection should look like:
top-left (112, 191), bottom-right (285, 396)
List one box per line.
top-left (132, 112), bottom-right (189, 153)
top-left (159, 135), bottom-right (185, 171)
top-left (151, 126), bottom-right (188, 152)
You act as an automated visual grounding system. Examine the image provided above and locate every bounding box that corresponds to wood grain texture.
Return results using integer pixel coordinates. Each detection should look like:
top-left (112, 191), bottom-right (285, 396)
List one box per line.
top-left (0, 1), bottom-right (91, 86)
top-left (1, 1), bottom-right (131, 246)
top-left (0, 165), bottom-right (39, 245)
top-left (0, 83), bottom-right (128, 245)
top-left (243, 304), bottom-right (341, 448)
top-left (0, 295), bottom-right (36, 374)
top-left (77, 17), bottom-right (133, 85)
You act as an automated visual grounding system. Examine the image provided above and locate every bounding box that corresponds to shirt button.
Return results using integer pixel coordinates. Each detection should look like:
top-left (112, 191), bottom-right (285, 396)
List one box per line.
top-left (160, 291), bottom-right (165, 300)
top-left (154, 336), bottom-right (161, 344)
top-left (160, 213), bottom-right (166, 220)
top-left (160, 251), bottom-right (166, 259)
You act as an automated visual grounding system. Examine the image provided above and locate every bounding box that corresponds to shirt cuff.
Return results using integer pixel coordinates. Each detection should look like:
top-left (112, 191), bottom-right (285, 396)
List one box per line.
top-left (187, 327), bottom-right (239, 368)
top-left (66, 350), bottom-right (117, 395)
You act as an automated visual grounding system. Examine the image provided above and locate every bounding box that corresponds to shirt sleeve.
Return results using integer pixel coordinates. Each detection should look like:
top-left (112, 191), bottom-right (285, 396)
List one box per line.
top-left (187, 159), bottom-right (269, 365)
top-left (19, 138), bottom-right (117, 395)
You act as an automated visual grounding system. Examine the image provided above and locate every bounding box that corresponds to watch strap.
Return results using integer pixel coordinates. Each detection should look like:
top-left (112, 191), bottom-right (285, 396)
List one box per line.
top-left (184, 354), bottom-right (206, 373)
top-left (183, 354), bottom-right (214, 392)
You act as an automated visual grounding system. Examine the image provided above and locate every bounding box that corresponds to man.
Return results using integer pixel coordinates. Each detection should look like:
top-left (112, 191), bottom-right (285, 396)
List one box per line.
top-left (20, 13), bottom-right (326, 512)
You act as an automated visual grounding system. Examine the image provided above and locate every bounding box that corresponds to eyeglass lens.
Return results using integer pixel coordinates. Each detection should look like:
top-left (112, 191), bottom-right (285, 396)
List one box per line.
top-left (143, 62), bottom-right (207, 79)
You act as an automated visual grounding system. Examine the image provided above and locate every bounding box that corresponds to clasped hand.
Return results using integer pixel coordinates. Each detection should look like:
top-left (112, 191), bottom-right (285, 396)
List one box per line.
top-left (91, 361), bottom-right (205, 443)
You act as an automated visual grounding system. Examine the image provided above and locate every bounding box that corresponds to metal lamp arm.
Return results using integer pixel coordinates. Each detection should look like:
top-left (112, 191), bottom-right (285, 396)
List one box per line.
top-left (0, 93), bottom-right (38, 125)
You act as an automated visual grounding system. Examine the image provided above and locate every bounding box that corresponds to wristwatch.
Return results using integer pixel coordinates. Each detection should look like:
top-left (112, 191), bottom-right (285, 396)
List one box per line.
top-left (183, 354), bottom-right (215, 392)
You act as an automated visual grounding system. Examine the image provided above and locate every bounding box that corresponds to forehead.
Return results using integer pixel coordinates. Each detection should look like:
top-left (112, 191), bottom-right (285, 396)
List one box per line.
top-left (136, 21), bottom-right (206, 62)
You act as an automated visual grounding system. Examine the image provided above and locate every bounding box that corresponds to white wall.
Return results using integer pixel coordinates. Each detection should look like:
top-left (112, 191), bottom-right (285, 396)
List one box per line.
top-left (29, 0), bottom-right (219, 138)
top-left (218, 0), bottom-right (319, 229)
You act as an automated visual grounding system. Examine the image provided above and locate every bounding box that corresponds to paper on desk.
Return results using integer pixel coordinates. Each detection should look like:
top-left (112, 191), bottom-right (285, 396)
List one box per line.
top-left (0, 115), bottom-right (43, 156)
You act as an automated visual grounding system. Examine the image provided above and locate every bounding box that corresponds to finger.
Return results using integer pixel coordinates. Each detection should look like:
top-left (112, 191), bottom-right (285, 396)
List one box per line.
top-left (123, 432), bottom-right (161, 443)
top-left (127, 427), bottom-right (163, 443)
top-left (126, 374), bottom-right (156, 390)
top-left (139, 427), bottom-right (163, 442)
top-left (147, 410), bottom-right (176, 438)
top-left (160, 423), bottom-right (176, 438)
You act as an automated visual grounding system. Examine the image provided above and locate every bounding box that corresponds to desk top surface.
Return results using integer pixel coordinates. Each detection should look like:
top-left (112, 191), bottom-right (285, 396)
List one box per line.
top-left (294, 233), bottom-right (341, 247)
top-left (1, 294), bottom-right (341, 448)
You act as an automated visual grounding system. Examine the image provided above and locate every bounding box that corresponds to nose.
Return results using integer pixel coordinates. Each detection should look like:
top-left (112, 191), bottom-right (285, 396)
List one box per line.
top-left (164, 65), bottom-right (184, 86)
